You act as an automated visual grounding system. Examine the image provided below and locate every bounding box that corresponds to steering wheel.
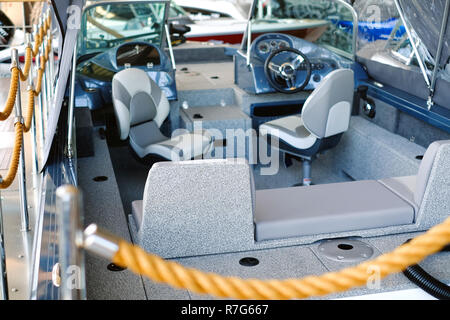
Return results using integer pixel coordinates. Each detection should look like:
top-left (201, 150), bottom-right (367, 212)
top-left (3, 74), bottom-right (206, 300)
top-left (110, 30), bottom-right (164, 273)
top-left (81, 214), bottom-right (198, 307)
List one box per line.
top-left (264, 48), bottom-right (312, 94)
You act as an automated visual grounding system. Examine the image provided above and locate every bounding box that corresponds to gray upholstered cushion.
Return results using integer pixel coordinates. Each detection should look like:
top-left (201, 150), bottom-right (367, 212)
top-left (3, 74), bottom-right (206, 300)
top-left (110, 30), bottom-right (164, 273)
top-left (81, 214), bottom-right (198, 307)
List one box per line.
top-left (414, 140), bottom-right (450, 205)
top-left (254, 180), bottom-right (415, 241)
top-left (129, 122), bottom-right (213, 160)
top-left (259, 115), bottom-right (318, 150)
top-left (129, 121), bottom-right (168, 149)
top-left (378, 176), bottom-right (418, 213)
top-left (130, 91), bottom-right (157, 126)
top-left (301, 69), bottom-right (354, 138)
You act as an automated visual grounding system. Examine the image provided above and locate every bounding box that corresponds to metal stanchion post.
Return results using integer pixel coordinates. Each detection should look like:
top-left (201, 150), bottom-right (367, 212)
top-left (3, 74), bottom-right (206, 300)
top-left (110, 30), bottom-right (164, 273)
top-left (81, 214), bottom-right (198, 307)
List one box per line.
top-left (56, 185), bottom-right (85, 300)
top-left (40, 46), bottom-right (48, 129)
top-left (43, 14), bottom-right (52, 111)
top-left (67, 43), bottom-right (77, 159)
top-left (34, 25), bottom-right (46, 149)
top-left (48, 29), bottom-right (55, 96)
top-left (0, 192), bottom-right (8, 300)
top-left (11, 49), bottom-right (30, 232)
top-left (25, 33), bottom-right (39, 185)
top-left (39, 19), bottom-right (49, 124)
top-left (46, 30), bottom-right (53, 101)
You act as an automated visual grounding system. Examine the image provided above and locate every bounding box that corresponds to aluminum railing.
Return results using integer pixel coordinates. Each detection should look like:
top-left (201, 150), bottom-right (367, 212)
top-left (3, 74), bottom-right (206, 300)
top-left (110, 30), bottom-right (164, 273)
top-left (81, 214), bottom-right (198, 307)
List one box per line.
top-left (0, 6), bottom-right (56, 300)
top-left (55, 185), bottom-right (86, 300)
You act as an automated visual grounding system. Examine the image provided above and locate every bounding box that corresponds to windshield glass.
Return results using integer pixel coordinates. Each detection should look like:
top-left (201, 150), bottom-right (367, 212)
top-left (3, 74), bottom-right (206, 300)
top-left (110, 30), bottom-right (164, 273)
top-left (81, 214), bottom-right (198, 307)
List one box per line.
top-left (79, 2), bottom-right (167, 56)
top-left (247, 0), bottom-right (356, 58)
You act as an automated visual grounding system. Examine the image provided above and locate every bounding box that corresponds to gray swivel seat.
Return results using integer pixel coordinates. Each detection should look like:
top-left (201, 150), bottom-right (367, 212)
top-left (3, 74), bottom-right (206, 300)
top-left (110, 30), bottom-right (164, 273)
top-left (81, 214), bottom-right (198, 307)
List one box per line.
top-left (259, 69), bottom-right (354, 185)
top-left (112, 68), bottom-right (214, 161)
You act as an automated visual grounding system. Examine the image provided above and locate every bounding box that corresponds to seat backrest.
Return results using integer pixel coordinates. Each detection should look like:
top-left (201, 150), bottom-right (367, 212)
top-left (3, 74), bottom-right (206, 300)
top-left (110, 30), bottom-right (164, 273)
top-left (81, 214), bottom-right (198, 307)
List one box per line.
top-left (112, 68), bottom-right (170, 140)
top-left (137, 159), bottom-right (256, 258)
top-left (301, 69), bottom-right (354, 139)
top-left (414, 140), bottom-right (450, 206)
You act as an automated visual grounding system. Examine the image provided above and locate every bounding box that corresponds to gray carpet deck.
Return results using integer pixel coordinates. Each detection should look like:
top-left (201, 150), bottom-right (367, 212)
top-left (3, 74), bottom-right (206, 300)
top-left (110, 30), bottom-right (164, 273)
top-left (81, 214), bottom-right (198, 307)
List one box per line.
top-left (77, 127), bottom-right (147, 300)
top-left (77, 50), bottom-right (448, 299)
top-left (84, 121), bottom-right (449, 300)
top-left (141, 230), bottom-right (450, 300)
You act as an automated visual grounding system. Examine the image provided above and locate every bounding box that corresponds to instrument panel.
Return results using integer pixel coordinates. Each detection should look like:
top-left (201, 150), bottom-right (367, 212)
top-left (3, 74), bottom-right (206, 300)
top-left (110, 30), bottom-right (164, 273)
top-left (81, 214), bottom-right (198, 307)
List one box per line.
top-left (257, 39), bottom-right (290, 54)
top-left (253, 34), bottom-right (294, 60)
top-left (249, 33), bottom-right (345, 91)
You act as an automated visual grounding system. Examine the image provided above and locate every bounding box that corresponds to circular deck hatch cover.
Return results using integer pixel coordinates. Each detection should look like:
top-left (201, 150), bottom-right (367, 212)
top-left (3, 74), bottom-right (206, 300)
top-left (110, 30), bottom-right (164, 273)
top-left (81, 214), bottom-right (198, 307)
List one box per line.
top-left (318, 239), bottom-right (375, 263)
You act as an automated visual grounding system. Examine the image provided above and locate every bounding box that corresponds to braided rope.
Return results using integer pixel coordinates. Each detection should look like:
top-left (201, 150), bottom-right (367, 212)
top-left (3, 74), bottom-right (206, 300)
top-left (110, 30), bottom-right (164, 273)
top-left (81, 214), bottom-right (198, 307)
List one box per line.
top-left (32, 31), bottom-right (41, 57)
top-left (23, 89), bottom-right (36, 133)
top-left (0, 68), bottom-right (20, 121)
top-left (0, 123), bottom-right (24, 189)
top-left (113, 217), bottom-right (450, 300)
top-left (19, 47), bottom-right (33, 81)
top-left (0, 11), bottom-right (52, 189)
top-left (34, 67), bottom-right (44, 95)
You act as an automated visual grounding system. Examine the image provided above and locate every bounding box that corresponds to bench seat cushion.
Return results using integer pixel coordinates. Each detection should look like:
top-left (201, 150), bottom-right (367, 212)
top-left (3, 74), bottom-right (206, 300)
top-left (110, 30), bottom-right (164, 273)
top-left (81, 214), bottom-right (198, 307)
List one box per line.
top-left (254, 180), bottom-right (415, 241)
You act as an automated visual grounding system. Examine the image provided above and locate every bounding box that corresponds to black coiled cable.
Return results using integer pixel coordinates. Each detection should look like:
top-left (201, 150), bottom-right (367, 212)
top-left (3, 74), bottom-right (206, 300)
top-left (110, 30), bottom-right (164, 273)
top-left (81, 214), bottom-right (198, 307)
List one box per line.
top-left (402, 241), bottom-right (450, 300)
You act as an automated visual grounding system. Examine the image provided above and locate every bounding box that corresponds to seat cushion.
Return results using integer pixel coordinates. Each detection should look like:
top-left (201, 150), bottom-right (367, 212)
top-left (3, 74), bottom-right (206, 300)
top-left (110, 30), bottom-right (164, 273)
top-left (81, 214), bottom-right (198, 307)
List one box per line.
top-left (129, 91), bottom-right (157, 126)
top-left (254, 180), bottom-right (415, 241)
top-left (150, 132), bottom-right (213, 161)
top-left (130, 123), bottom-right (213, 160)
top-left (130, 121), bottom-right (168, 157)
top-left (378, 176), bottom-right (418, 213)
top-left (259, 115), bottom-right (317, 150)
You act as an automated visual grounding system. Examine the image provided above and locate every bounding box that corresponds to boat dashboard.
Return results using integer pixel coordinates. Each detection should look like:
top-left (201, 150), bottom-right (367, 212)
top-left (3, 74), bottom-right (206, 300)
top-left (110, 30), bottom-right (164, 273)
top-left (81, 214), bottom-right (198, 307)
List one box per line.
top-left (75, 41), bottom-right (177, 110)
top-left (115, 42), bottom-right (162, 68)
top-left (235, 33), bottom-right (357, 94)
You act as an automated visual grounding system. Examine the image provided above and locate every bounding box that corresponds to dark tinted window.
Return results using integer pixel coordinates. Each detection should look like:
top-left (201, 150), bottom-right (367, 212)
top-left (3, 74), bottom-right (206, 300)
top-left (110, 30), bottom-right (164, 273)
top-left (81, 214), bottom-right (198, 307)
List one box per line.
top-left (116, 43), bottom-right (161, 67)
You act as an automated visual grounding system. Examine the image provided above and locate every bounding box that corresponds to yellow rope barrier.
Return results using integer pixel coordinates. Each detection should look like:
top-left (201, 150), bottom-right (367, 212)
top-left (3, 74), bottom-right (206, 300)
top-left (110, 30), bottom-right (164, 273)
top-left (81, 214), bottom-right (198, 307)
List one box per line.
top-left (19, 47), bottom-right (33, 81)
top-left (112, 217), bottom-right (450, 300)
top-left (32, 31), bottom-right (41, 57)
top-left (0, 11), bottom-right (53, 189)
top-left (23, 89), bottom-right (35, 133)
top-left (34, 66), bottom-right (44, 96)
top-left (0, 122), bottom-right (24, 190)
top-left (0, 68), bottom-right (20, 121)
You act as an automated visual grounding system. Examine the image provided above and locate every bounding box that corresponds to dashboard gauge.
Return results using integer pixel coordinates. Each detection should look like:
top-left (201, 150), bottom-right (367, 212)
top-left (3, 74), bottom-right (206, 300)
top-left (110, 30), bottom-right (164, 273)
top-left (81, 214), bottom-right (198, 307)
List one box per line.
top-left (258, 42), bottom-right (270, 54)
top-left (278, 40), bottom-right (289, 49)
top-left (270, 40), bottom-right (278, 48)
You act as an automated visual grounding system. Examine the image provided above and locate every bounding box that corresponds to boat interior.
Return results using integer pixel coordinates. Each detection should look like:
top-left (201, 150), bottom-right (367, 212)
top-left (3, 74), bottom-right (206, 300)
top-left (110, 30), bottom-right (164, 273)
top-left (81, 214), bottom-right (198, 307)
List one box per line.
top-left (0, 0), bottom-right (449, 301)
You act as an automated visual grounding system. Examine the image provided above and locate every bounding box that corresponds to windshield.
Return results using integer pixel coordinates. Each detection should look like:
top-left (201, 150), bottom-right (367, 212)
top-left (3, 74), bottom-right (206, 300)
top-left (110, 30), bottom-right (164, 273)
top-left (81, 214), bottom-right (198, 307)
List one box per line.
top-left (79, 2), bottom-right (168, 56)
top-left (246, 0), bottom-right (357, 58)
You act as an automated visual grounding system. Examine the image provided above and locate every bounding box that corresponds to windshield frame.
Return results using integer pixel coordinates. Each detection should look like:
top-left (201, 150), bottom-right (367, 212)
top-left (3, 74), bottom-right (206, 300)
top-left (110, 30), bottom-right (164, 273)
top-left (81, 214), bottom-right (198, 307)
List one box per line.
top-left (79, 0), bottom-right (170, 57)
top-left (240, 0), bottom-right (358, 62)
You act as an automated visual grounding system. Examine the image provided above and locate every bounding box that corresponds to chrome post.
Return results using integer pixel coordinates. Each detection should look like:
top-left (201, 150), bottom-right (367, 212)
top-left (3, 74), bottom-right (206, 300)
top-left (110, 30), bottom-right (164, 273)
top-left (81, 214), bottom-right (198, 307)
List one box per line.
top-left (21, 2), bottom-right (26, 36)
top-left (164, 24), bottom-right (176, 70)
top-left (83, 224), bottom-right (119, 261)
top-left (0, 192), bottom-right (8, 300)
top-left (67, 43), bottom-right (77, 159)
top-left (47, 29), bottom-right (55, 99)
top-left (11, 49), bottom-right (30, 232)
top-left (40, 22), bottom-right (49, 129)
top-left (34, 28), bottom-right (46, 149)
top-left (26, 33), bottom-right (39, 184)
top-left (428, 0), bottom-right (450, 110)
top-left (246, 20), bottom-right (252, 67)
top-left (44, 20), bottom-right (52, 111)
top-left (257, 0), bottom-right (263, 19)
top-left (56, 185), bottom-right (86, 300)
